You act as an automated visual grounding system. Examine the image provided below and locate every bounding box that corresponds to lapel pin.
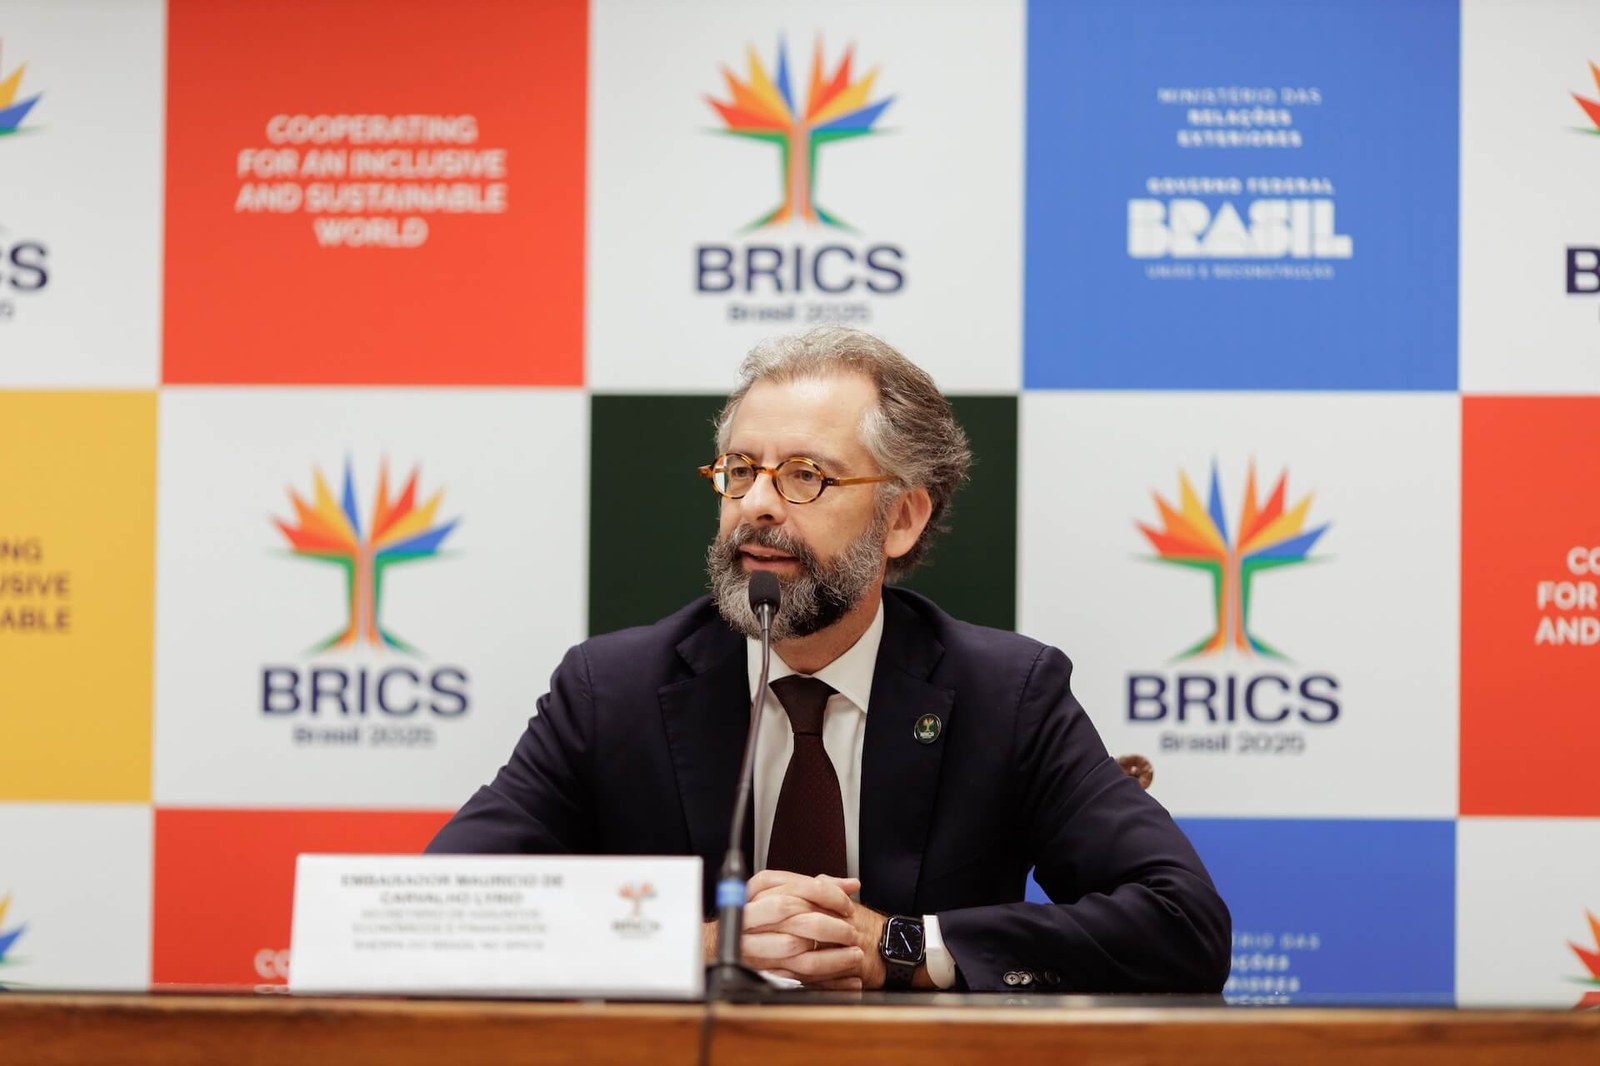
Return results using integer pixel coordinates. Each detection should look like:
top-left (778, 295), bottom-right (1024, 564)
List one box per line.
top-left (914, 714), bottom-right (941, 744)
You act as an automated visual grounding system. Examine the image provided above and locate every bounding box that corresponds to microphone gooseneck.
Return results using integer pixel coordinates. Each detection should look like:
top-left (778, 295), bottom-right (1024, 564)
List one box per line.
top-left (709, 570), bottom-right (781, 998)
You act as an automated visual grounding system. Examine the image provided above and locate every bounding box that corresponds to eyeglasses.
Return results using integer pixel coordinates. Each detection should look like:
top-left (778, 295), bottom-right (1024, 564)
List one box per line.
top-left (697, 452), bottom-right (894, 505)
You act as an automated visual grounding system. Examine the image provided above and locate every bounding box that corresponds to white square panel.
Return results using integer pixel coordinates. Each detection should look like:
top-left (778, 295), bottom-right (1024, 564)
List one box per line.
top-left (0, 804), bottom-right (152, 990)
top-left (1461, 0), bottom-right (1600, 393)
top-left (153, 388), bottom-right (589, 808)
top-left (1458, 817), bottom-right (1600, 1006)
top-left (0, 0), bottom-right (164, 388)
top-left (1018, 392), bottom-right (1460, 818)
top-left (586, 0), bottom-right (1024, 393)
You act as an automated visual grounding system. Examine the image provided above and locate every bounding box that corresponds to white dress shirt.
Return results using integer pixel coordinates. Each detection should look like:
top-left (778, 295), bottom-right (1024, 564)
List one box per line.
top-left (745, 598), bottom-right (957, 987)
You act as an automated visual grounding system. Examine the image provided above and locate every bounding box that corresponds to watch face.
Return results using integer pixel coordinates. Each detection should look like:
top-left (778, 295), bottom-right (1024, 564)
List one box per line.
top-left (884, 917), bottom-right (925, 962)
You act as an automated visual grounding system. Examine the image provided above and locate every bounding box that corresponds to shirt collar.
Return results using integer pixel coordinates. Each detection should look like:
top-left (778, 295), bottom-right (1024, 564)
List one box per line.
top-left (745, 596), bottom-right (885, 713)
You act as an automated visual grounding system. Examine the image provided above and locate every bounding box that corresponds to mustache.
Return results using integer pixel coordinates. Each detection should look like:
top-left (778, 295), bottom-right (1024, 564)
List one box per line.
top-left (719, 524), bottom-right (819, 572)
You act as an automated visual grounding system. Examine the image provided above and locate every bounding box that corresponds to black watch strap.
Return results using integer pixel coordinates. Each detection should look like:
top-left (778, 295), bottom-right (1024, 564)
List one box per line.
top-left (882, 958), bottom-right (917, 990)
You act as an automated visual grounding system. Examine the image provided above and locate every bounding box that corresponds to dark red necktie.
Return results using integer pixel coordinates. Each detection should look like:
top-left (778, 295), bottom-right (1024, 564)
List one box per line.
top-left (765, 675), bottom-right (848, 878)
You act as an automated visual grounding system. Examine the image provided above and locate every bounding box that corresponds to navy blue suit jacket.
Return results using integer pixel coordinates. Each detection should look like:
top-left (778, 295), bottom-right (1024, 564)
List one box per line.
top-left (428, 588), bottom-right (1231, 993)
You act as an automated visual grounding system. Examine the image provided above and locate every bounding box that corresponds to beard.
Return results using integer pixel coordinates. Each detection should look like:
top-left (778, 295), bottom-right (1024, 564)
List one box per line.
top-left (707, 511), bottom-right (888, 641)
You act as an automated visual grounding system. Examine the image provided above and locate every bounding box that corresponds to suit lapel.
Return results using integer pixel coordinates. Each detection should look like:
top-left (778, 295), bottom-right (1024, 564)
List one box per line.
top-left (659, 617), bottom-right (753, 876)
top-left (859, 593), bottom-right (954, 917)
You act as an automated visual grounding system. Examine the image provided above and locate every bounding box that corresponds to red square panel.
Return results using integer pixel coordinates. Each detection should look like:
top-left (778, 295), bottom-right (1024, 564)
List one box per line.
top-left (163, 0), bottom-right (586, 385)
top-left (1462, 397), bottom-right (1600, 816)
top-left (153, 808), bottom-right (450, 986)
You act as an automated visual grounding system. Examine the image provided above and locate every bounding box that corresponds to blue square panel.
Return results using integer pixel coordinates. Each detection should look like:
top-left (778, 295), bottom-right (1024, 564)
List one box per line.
top-left (1024, 818), bottom-right (1456, 1002)
top-left (1025, 0), bottom-right (1459, 391)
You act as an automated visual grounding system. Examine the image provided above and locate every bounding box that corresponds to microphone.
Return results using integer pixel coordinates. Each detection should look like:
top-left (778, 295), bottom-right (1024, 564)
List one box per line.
top-left (708, 570), bottom-right (781, 998)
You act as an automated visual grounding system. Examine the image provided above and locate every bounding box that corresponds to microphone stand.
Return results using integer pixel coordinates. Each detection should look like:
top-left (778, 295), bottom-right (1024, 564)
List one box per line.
top-left (706, 586), bottom-right (778, 1000)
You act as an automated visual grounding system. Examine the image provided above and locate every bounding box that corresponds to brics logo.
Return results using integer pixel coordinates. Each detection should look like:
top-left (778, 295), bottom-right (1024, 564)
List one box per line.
top-left (0, 892), bottom-right (26, 966)
top-left (1573, 911), bottom-right (1600, 1010)
top-left (1569, 61), bottom-right (1600, 135)
top-left (1565, 62), bottom-right (1600, 300)
top-left (0, 43), bottom-right (49, 315)
top-left (613, 882), bottom-right (661, 938)
top-left (272, 461), bottom-right (459, 653)
top-left (0, 43), bottom-right (43, 135)
top-left (696, 37), bottom-right (905, 299)
top-left (1128, 462), bottom-right (1340, 735)
top-left (706, 37), bottom-right (894, 231)
top-left (262, 461), bottom-right (469, 724)
top-left (1138, 463), bottom-right (1329, 661)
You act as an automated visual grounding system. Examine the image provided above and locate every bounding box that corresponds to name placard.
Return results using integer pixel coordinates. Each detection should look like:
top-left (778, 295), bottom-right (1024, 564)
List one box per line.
top-left (289, 854), bottom-right (703, 999)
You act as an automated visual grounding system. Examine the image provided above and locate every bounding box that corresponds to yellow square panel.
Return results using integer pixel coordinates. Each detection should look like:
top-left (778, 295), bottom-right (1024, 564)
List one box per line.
top-left (0, 392), bottom-right (155, 801)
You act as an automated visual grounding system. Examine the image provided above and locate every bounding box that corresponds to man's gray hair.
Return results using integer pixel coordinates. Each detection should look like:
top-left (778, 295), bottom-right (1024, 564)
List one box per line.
top-left (713, 326), bottom-right (972, 579)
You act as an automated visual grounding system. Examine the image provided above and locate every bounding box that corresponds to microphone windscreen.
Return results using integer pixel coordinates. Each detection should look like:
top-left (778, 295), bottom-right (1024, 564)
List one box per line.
top-left (747, 570), bottom-right (782, 612)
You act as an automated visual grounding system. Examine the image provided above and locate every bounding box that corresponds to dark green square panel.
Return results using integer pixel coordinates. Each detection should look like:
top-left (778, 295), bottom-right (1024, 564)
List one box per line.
top-left (589, 395), bottom-right (725, 636)
top-left (896, 395), bottom-right (1018, 631)
top-left (588, 394), bottom-right (1018, 636)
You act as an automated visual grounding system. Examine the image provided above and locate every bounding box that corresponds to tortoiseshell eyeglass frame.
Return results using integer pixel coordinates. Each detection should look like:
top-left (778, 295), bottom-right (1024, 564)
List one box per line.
top-left (696, 452), bottom-right (895, 504)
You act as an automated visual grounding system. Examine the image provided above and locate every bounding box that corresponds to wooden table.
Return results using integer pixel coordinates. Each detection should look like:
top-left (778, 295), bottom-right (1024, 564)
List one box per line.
top-left (1, 991), bottom-right (1597, 1065)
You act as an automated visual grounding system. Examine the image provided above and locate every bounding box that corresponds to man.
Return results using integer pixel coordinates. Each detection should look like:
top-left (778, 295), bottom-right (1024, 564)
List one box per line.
top-left (429, 327), bottom-right (1230, 993)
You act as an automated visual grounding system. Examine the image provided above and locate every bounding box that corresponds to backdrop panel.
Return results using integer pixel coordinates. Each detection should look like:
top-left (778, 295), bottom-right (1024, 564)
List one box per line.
top-left (1025, 0), bottom-right (1459, 390)
top-left (153, 388), bottom-right (588, 808)
top-left (1180, 818), bottom-right (1456, 1003)
top-left (162, 0), bottom-right (588, 386)
top-left (1018, 392), bottom-right (1460, 820)
top-left (588, 393), bottom-right (1019, 635)
top-left (1457, 817), bottom-right (1600, 1007)
top-left (586, 0), bottom-right (1025, 394)
top-left (0, 804), bottom-right (153, 990)
top-left (152, 808), bottom-right (449, 987)
top-left (1461, 396), bottom-right (1600, 817)
top-left (0, 0), bottom-right (164, 389)
top-left (1461, 0), bottom-right (1600, 394)
top-left (0, 392), bottom-right (156, 803)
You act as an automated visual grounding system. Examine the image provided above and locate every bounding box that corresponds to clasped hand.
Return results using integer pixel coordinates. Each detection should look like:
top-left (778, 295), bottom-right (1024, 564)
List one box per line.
top-left (704, 870), bottom-right (886, 990)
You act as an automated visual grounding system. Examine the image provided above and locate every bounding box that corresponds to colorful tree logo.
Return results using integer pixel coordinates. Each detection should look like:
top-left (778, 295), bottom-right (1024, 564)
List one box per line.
top-left (0, 42), bottom-right (44, 135)
top-left (272, 460), bottom-right (459, 653)
top-left (619, 882), bottom-right (657, 919)
top-left (0, 892), bottom-right (27, 966)
top-left (1571, 911), bottom-right (1600, 1010)
top-left (706, 37), bottom-right (894, 230)
top-left (1138, 463), bottom-right (1330, 660)
top-left (1571, 61), bottom-right (1600, 134)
